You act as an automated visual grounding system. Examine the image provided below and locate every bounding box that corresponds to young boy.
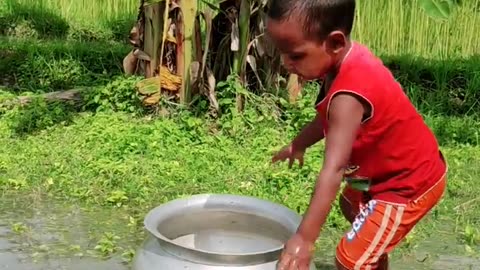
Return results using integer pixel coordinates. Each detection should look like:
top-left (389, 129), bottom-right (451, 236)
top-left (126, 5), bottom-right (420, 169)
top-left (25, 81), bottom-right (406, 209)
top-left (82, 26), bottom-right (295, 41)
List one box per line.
top-left (266, 0), bottom-right (447, 269)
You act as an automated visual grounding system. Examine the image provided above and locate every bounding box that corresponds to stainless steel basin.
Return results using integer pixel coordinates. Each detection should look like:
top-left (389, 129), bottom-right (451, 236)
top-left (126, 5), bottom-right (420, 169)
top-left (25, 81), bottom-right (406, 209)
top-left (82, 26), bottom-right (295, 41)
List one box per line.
top-left (132, 194), bottom-right (317, 270)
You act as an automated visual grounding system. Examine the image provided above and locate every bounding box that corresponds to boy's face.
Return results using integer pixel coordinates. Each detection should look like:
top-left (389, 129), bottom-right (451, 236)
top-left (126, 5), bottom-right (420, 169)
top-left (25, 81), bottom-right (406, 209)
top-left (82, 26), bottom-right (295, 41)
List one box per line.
top-left (266, 16), bottom-right (346, 81)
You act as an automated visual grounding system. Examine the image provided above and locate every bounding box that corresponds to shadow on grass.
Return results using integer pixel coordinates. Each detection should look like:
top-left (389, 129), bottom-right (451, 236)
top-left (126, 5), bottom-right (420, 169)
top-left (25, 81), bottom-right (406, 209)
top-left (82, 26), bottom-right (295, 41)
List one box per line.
top-left (0, 0), bottom-right (69, 38)
top-left (66, 12), bottom-right (137, 43)
top-left (0, 38), bottom-right (130, 93)
top-left (1, 0), bottom-right (137, 43)
top-left (2, 97), bottom-right (78, 138)
top-left (315, 263), bottom-right (337, 270)
top-left (103, 13), bottom-right (137, 42)
top-left (381, 54), bottom-right (480, 117)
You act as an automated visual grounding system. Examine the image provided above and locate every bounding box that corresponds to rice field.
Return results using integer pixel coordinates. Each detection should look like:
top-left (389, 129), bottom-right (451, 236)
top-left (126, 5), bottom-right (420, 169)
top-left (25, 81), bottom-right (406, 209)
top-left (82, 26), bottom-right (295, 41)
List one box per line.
top-left (353, 0), bottom-right (479, 59)
top-left (2, 0), bottom-right (138, 23)
top-left (2, 0), bottom-right (478, 58)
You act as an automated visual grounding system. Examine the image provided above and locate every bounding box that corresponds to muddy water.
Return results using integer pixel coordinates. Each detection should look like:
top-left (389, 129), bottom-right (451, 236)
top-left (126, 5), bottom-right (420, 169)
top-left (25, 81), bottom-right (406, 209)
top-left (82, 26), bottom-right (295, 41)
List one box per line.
top-left (0, 192), bottom-right (143, 270)
top-left (313, 220), bottom-right (480, 270)
top-left (391, 219), bottom-right (480, 270)
top-left (0, 192), bottom-right (479, 270)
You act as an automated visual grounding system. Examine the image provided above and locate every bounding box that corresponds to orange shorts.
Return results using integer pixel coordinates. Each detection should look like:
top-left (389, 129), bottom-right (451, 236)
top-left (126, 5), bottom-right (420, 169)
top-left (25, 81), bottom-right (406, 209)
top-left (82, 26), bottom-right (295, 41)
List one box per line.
top-left (336, 175), bottom-right (446, 270)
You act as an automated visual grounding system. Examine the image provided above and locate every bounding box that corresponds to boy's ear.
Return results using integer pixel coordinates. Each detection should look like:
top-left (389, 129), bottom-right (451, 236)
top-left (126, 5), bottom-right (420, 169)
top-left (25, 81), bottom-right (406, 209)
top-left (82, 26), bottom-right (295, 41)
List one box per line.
top-left (326, 31), bottom-right (347, 54)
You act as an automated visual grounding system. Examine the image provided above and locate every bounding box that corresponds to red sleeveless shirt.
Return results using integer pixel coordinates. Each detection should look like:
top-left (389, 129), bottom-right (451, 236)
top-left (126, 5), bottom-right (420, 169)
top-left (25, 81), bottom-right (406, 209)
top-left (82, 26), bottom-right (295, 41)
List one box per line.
top-left (315, 42), bottom-right (447, 204)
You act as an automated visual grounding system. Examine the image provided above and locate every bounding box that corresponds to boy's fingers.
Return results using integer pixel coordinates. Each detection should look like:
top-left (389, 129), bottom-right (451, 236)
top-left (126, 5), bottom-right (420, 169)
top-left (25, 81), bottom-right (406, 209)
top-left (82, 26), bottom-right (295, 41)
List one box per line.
top-left (277, 254), bottom-right (293, 270)
top-left (303, 261), bottom-right (311, 270)
top-left (298, 259), bottom-right (310, 270)
top-left (289, 259), bottom-right (299, 270)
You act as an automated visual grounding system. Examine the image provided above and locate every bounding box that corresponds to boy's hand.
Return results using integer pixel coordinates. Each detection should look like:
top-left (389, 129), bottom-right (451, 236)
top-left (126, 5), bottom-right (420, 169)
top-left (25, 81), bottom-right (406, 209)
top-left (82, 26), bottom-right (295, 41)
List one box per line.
top-left (276, 233), bottom-right (315, 270)
top-left (272, 144), bottom-right (305, 168)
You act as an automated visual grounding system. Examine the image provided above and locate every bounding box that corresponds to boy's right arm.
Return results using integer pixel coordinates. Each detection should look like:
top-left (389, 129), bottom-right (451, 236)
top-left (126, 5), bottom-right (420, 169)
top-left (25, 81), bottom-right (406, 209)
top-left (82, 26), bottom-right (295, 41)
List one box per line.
top-left (291, 113), bottom-right (325, 150)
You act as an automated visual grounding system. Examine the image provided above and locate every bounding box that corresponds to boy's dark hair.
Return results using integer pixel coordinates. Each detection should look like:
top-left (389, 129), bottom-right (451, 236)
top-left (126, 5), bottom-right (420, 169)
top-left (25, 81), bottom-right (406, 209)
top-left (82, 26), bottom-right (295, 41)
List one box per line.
top-left (266, 0), bottom-right (356, 40)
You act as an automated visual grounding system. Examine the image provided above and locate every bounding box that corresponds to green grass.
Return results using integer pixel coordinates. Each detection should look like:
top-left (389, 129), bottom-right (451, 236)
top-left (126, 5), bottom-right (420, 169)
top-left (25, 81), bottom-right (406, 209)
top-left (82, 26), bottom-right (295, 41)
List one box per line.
top-left (0, 107), bottom-right (479, 264)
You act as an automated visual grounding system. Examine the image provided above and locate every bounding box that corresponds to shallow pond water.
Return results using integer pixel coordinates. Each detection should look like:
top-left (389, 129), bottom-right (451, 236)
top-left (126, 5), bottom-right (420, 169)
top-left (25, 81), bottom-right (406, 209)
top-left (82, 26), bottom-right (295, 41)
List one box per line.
top-left (313, 217), bottom-right (480, 270)
top-left (0, 192), bottom-right (479, 270)
top-left (0, 192), bottom-right (142, 270)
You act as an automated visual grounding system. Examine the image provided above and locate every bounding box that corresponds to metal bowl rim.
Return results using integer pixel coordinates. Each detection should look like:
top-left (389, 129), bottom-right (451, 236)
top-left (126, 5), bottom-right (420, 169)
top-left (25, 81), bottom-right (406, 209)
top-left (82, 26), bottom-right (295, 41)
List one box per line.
top-left (143, 193), bottom-right (301, 261)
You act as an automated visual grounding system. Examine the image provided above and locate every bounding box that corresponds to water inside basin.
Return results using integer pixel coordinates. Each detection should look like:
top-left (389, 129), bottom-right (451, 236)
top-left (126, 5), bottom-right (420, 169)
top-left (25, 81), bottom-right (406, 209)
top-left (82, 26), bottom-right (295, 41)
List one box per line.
top-left (157, 210), bottom-right (292, 255)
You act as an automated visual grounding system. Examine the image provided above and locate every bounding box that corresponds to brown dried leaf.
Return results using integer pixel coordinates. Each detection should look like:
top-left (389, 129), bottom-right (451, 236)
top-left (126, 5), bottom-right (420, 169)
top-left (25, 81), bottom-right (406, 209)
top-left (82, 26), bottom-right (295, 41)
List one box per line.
top-left (201, 8), bottom-right (213, 74)
top-left (129, 25), bottom-right (140, 46)
top-left (230, 18), bottom-right (239, 51)
top-left (159, 65), bottom-right (182, 91)
top-left (133, 49), bottom-right (151, 61)
top-left (246, 55), bottom-right (264, 89)
top-left (169, 1), bottom-right (180, 11)
top-left (123, 50), bottom-right (138, 75)
top-left (143, 92), bottom-right (161, 106)
top-left (253, 38), bottom-right (264, 57)
top-left (205, 67), bottom-right (219, 113)
top-left (190, 61), bottom-right (201, 94)
top-left (194, 15), bottom-right (203, 63)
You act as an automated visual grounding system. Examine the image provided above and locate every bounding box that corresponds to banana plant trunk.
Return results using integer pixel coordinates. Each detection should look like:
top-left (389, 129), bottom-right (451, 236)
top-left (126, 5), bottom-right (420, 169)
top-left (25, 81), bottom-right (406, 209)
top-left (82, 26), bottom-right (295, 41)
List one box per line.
top-left (232, 0), bottom-right (250, 112)
top-left (178, 0), bottom-right (197, 105)
top-left (143, 1), bottom-right (165, 78)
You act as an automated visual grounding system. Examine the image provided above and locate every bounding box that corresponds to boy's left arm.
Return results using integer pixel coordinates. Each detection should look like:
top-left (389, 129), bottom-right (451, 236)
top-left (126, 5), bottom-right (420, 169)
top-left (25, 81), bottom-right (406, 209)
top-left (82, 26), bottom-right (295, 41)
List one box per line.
top-left (277, 93), bottom-right (365, 270)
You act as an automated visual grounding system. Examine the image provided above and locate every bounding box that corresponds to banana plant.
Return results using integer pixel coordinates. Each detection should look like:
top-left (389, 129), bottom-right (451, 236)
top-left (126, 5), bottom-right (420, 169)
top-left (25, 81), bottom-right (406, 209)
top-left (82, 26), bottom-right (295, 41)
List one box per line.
top-left (125, 0), bottom-right (198, 106)
top-left (124, 0), bottom-right (460, 111)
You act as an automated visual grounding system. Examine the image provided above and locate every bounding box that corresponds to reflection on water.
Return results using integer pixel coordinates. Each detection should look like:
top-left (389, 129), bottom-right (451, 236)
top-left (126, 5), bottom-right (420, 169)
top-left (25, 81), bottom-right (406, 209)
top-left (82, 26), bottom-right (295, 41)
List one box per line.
top-left (0, 192), bottom-right (144, 270)
top-left (172, 229), bottom-right (285, 254)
